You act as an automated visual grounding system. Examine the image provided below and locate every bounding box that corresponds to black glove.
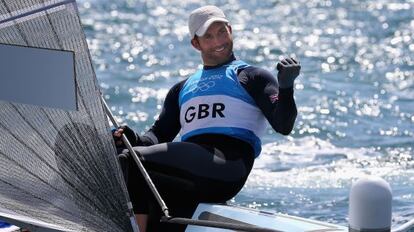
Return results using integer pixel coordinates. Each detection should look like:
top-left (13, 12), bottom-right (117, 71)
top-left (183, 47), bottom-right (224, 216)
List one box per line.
top-left (277, 57), bottom-right (301, 88)
top-left (112, 125), bottom-right (140, 147)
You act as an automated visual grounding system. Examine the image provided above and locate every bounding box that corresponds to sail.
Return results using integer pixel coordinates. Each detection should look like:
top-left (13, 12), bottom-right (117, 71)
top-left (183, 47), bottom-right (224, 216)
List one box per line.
top-left (0, 0), bottom-right (134, 231)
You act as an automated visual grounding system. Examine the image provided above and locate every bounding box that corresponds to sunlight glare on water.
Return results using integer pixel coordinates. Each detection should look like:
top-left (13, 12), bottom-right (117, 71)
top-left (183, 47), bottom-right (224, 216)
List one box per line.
top-left (79, 0), bottom-right (414, 227)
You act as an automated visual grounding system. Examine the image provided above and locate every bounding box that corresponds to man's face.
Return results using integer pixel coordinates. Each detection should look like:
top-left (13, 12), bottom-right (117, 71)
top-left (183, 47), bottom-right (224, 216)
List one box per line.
top-left (191, 22), bottom-right (233, 66)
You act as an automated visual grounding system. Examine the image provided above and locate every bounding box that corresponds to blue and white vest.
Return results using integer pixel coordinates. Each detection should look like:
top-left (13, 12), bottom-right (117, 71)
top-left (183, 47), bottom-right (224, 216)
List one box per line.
top-left (178, 60), bottom-right (267, 157)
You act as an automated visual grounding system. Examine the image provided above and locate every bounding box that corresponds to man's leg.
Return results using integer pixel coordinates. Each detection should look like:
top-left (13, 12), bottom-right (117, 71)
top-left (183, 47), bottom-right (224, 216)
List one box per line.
top-left (122, 141), bottom-right (250, 231)
top-left (118, 153), bottom-right (149, 232)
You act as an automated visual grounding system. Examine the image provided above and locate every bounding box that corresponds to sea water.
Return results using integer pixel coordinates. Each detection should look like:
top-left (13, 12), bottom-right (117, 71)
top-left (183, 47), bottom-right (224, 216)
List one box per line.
top-left (78, 0), bottom-right (414, 228)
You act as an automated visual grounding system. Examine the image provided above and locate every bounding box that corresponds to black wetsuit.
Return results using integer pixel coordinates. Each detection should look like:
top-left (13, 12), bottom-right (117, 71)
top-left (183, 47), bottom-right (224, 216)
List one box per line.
top-left (118, 55), bottom-right (297, 231)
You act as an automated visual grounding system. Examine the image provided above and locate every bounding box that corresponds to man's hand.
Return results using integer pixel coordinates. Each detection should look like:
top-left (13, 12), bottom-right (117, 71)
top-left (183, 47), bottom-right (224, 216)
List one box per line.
top-left (112, 125), bottom-right (138, 147)
top-left (277, 57), bottom-right (301, 88)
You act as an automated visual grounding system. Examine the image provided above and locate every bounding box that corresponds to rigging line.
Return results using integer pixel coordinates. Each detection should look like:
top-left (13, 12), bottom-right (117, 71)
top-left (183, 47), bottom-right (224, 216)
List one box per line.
top-left (0, 0), bottom-right (29, 45)
top-left (103, 98), bottom-right (171, 218)
top-left (103, 99), bottom-right (157, 231)
top-left (0, 151), bottom-right (106, 230)
top-left (0, 120), bottom-right (115, 227)
top-left (0, 0), bottom-right (75, 25)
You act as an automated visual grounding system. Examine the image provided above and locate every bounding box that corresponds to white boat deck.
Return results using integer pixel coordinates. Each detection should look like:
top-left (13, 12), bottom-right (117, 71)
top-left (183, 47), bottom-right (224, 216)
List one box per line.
top-left (186, 203), bottom-right (348, 232)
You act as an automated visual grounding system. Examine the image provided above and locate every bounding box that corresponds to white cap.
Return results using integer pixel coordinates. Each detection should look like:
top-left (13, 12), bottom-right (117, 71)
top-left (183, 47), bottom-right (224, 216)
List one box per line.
top-left (188, 5), bottom-right (229, 39)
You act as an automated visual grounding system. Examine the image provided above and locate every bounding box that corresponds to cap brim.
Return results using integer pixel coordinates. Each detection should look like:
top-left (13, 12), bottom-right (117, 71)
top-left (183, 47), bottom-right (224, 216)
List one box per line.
top-left (195, 18), bottom-right (229, 37)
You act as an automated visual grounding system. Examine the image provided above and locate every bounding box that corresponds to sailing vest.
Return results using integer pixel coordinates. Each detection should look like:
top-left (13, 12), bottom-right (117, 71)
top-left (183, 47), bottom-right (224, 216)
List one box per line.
top-left (178, 60), bottom-right (267, 157)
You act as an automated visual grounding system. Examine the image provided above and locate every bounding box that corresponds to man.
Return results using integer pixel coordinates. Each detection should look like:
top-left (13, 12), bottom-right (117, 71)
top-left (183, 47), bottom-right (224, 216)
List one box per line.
top-left (114, 5), bottom-right (300, 232)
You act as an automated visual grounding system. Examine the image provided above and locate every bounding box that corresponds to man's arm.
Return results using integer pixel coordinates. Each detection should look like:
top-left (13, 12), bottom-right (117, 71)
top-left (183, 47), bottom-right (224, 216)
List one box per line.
top-left (113, 80), bottom-right (185, 146)
top-left (143, 80), bottom-right (184, 144)
top-left (238, 65), bottom-right (298, 135)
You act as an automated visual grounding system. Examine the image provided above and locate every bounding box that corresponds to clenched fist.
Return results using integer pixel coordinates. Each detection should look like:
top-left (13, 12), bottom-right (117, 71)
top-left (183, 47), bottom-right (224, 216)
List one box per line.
top-left (277, 57), bottom-right (301, 88)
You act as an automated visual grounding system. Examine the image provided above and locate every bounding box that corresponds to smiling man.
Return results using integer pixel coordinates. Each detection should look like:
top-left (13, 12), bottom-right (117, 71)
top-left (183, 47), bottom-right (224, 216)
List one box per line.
top-left (114, 5), bottom-right (300, 232)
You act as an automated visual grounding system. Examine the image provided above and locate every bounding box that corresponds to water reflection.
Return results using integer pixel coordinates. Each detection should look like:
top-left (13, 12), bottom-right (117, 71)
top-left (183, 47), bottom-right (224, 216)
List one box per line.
top-left (79, 0), bottom-right (414, 226)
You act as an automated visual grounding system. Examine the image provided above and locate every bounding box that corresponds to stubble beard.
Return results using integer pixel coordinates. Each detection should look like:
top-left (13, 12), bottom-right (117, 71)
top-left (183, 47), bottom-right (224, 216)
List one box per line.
top-left (203, 41), bottom-right (234, 66)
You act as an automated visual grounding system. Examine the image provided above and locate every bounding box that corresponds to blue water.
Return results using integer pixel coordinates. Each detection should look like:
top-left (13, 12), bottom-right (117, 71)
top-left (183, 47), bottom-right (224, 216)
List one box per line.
top-left (78, 0), bottom-right (414, 228)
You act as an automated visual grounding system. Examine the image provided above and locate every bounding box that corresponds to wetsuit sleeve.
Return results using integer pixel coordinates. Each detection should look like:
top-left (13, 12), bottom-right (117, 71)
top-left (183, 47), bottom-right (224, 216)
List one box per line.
top-left (238, 66), bottom-right (297, 135)
top-left (137, 80), bottom-right (185, 145)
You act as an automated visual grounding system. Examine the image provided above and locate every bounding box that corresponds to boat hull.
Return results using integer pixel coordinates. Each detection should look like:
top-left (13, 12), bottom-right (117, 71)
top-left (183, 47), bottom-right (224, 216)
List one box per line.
top-left (186, 203), bottom-right (347, 232)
